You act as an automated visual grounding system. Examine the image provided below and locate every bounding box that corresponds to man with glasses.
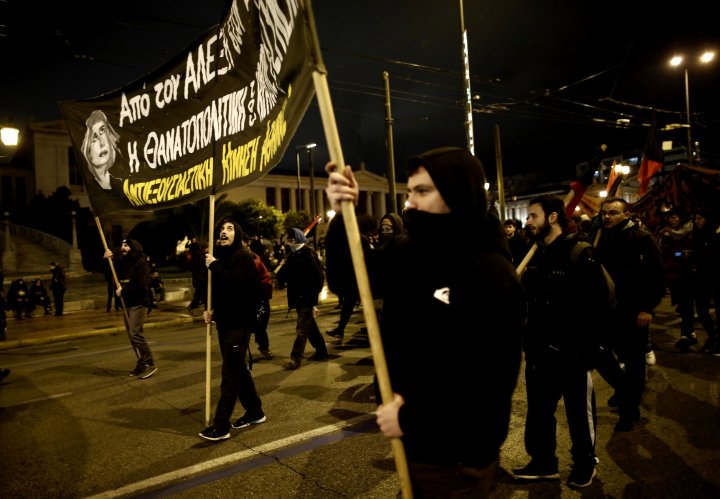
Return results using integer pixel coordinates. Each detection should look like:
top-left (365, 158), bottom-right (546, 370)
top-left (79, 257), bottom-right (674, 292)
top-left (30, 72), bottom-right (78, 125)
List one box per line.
top-left (594, 197), bottom-right (666, 431)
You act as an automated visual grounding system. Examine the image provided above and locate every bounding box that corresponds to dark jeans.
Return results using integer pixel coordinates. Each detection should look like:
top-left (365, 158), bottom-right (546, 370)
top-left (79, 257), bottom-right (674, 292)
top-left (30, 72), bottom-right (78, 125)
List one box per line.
top-left (213, 326), bottom-right (263, 431)
top-left (290, 307), bottom-right (327, 361)
top-left (122, 305), bottom-right (154, 366)
top-left (524, 353), bottom-right (597, 469)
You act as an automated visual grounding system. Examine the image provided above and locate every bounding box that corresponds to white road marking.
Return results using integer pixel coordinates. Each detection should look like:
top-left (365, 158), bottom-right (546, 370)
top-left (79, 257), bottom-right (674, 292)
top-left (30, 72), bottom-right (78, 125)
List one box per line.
top-left (84, 413), bottom-right (375, 499)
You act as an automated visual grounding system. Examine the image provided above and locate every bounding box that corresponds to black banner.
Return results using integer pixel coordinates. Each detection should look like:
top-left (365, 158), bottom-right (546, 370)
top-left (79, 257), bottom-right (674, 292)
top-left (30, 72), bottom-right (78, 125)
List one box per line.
top-left (60, 0), bottom-right (316, 216)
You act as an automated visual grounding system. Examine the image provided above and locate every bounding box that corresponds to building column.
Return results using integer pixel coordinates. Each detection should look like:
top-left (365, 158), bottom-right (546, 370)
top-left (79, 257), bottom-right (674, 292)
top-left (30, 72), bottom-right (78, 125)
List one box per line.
top-left (378, 193), bottom-right (387, 217)
top-left (290, 188), bottom-right (298, 211)
top-left (274, 188), bottom-right (282, 211)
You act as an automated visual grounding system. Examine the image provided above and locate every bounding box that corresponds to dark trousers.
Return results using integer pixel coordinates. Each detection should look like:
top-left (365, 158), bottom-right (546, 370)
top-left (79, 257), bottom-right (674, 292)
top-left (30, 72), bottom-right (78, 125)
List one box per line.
top-left (611, 312), bottom-right (650, 421)
top-left (408, 458), bottom-right (498, 498)
top-left (524, 354), bottom-right (597, 469)
top-left (106, 283), bottom-right (119, 311)
top-left (253, 299), bottom-right (271, 351)
top-left (52, 289), bottom-right (65, 316)
top-left (335, 290), bottom-right (358, 333)
top-left (213, 326), bottom-right (262, 431)
top-left (290, 307), bottom-right (327, 361)
top-left (122, 305), bottom-right (154, 366)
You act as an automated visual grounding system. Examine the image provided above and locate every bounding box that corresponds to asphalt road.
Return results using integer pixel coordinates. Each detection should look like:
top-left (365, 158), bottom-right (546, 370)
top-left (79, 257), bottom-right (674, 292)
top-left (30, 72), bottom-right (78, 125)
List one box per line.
top-left (1, 298), bottom-right (719, 498)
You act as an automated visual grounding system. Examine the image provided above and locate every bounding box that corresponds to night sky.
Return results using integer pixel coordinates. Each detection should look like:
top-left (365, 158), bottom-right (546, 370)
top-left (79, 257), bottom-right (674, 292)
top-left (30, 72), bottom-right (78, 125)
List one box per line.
top-left (1, 0), bottom-right (718, 183)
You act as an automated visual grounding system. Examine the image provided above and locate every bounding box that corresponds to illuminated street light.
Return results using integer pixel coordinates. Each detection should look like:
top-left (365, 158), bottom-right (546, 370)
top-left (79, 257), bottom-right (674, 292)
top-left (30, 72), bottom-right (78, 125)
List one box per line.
top-left (294, 143), bottom-right (317, 213)
top-left (1, 126), bottom-right (19, 146)
top-left (669, 50), bottom-right (715, 165)
top-left (0, 122), bottom-right (20, 159)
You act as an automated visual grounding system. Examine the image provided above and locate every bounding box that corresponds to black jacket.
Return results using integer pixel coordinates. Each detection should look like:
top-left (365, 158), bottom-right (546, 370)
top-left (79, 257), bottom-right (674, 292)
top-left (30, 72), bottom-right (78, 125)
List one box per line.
top-left (522, 235), bottom-right (609, 359)
top-left (116, 241), bottom-right (151, 308)
top-left (595, 219), bottom-right (666, 316)
top-left (209, 240), bottom-right (263, 330)
top-left (326, 211), bottom-right (525, 468)
top-left (275, 244), bottom-right (323, 309)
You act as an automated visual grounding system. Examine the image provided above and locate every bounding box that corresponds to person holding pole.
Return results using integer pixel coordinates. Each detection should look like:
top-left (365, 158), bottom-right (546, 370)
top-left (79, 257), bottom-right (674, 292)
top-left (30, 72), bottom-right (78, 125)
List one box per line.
top-left (103, 239), bottom-right (157, 379)
top-left (325, 146), bottom-right (526, 498)
top-left (199, 218), bottom-right (266, 442)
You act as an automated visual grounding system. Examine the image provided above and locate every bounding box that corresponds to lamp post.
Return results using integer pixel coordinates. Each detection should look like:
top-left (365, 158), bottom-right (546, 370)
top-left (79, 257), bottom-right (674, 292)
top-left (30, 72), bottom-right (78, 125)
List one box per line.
top-left (306, 144), bottom-right (317, 217)
top-left (295, 143), bottom-right (317, 213)
top-left (669, 50), bottom-right (715, 165)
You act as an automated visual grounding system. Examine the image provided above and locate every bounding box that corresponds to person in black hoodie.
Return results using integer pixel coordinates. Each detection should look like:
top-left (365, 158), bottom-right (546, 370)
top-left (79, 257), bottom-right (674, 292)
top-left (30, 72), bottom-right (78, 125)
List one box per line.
top-left (199, 218), bottom-right (266, 441)
top-left (275, 227), bottom-right (328, 370)
top-left (325, 146), bottom-right (526, 498)
top-left (104, 239), bottom-right (157, 379)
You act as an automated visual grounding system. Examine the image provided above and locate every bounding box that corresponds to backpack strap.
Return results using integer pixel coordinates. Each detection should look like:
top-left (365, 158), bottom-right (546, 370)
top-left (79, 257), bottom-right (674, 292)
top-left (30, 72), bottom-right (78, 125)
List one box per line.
top-left (570, 241), bottom-right (592, 264)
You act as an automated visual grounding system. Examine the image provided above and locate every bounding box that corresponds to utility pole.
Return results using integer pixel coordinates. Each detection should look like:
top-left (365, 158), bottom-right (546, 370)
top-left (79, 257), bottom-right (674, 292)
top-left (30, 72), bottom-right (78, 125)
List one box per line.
top-left (383, 71), bottom-right (398, 213)
top-left (459, 0), bottom-right (475, 154)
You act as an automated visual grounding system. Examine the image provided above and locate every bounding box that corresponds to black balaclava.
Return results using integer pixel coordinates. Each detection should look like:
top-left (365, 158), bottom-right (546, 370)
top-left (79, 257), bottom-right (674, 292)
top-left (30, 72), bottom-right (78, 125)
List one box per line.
top-left (403, 147), bottom-right (489, 241)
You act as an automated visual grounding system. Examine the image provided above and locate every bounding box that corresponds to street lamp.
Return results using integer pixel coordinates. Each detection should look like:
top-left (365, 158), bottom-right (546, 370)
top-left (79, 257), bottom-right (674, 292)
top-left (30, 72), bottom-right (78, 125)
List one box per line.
top-left (669, 50), bottom-right (715, 165)
top-left (0, 122), bottom-right (20, 158)
top-left (295, 143), bottom-right (317, 213)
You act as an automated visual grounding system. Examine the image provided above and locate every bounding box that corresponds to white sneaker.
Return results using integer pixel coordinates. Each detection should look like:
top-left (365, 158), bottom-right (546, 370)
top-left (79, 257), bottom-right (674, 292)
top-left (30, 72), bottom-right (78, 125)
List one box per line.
top-left (645, 350), bottom-right (656, 366)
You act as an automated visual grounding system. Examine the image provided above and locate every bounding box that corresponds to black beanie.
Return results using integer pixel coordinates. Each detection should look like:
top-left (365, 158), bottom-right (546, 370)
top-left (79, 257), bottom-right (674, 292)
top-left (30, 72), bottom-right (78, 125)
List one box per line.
top-left (406, 146), bottom-right (488, 222)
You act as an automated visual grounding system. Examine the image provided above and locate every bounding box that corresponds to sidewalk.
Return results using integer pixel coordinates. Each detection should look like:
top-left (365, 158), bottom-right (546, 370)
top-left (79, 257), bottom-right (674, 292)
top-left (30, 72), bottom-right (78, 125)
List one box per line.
top-left (1, 269), bottom-right (339, 350)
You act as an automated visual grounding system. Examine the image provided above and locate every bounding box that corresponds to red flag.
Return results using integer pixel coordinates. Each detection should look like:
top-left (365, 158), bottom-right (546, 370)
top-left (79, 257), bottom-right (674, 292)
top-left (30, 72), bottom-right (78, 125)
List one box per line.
top-left (605, 160), bottom-right (617, 194)
top-left (637, 119), bottom-right (664, 196)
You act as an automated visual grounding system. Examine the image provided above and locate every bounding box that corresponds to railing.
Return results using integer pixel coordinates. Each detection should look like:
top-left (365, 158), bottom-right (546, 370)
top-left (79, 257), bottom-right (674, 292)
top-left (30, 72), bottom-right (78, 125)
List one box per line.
top-left (1, 222), bottom-right (72, 265)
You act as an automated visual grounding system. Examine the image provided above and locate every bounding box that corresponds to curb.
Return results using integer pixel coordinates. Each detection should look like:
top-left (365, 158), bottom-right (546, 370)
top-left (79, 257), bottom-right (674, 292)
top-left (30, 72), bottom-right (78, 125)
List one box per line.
top-left (0, 296), bottom-right (339, 350)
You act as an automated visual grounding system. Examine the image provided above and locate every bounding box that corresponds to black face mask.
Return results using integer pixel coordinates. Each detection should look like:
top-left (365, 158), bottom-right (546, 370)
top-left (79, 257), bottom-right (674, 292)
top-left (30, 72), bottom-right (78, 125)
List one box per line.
top-left (402, 209), bottom-right (455, 241)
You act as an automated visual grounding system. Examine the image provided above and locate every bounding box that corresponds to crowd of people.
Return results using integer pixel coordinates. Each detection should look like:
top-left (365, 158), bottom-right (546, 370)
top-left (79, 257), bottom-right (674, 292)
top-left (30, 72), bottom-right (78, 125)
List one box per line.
top-left (2, 146), bottom-right (718, 497)
top-left (323, 151), bottom-right (719, 496)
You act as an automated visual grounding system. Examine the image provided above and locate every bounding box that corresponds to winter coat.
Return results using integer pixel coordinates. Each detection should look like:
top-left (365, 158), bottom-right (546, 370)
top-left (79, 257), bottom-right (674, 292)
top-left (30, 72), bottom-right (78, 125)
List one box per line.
top-left (209, 237), bottom-right (263, 330)
top-left (595, 219), bottom-right (666, 316)
top-left (274, 244), bottom-right (323, 309)
top-left (116, 240), bottom-right (151, 308)
top-left (326, 210), bottom-right (525, 469)
top-left (521, 235), bottom-right (610, 360)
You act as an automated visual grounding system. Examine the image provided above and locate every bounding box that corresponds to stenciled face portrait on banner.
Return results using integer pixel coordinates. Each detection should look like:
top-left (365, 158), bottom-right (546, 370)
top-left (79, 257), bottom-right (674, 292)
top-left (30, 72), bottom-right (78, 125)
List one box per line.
top-left (81, 110), bottom-right (123, 190)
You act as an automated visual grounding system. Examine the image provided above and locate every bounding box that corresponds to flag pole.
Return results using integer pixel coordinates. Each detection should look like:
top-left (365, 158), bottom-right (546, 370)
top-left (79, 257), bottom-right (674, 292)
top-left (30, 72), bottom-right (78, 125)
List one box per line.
top-left (302, 2), bottom-right (413, 497)
top-left (205, 194), bottom-right (215, 426)
top-left (94, 216), bottom-right (138, 358)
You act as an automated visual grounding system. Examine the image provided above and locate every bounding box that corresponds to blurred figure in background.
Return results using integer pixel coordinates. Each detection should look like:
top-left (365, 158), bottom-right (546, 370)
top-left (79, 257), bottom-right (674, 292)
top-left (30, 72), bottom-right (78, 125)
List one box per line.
top-left (49, 262), bottom-right (66, 316)
top-left (29, 278), bottom-right (51, 316)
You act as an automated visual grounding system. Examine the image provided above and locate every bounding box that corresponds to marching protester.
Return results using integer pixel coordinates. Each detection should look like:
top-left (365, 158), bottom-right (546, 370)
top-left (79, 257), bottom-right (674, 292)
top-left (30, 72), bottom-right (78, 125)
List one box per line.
top-left (324, 213), bottom-right (376, 341)
top-left (199, 218), bottom-right (266, 441)
top-left (594, 197), bottom-right (666, 432)
top-left (656, 208), bottom-right (698, 351)
top-left (690, 209), bottom-right (720, 354)
top-left (241, 231), bottom-right (275, 360)
top-left (275, 228), bottom-right (328, 370)
top-left (514, 194), bottom-right (610, 488)
top-left (325, 146), bottom-right (525, 498)
top-left (104, 239), bottom-right (158, 379)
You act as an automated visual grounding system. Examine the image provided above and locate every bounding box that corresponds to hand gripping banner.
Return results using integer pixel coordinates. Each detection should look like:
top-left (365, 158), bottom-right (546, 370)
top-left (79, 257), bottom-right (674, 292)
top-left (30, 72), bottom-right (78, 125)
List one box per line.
top-left (60, 0), bottom-right (316, 217)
